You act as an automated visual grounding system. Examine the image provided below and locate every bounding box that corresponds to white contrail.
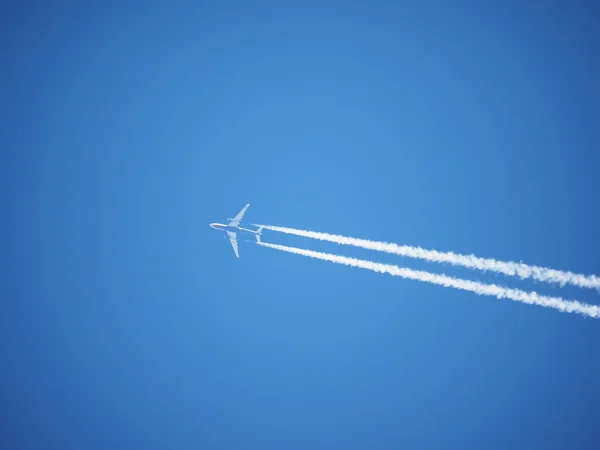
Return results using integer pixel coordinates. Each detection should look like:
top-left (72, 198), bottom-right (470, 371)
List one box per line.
top-left (257, 242), bottom-right (600, 319)
top-left (253, 225), bottom-right (600, 291)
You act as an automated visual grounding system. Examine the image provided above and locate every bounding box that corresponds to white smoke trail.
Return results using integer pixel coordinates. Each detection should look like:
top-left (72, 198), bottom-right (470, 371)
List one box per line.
top-left (257, 242), bottom-right (600, 319)
top-left (253, 225), bottom-right (600, 291)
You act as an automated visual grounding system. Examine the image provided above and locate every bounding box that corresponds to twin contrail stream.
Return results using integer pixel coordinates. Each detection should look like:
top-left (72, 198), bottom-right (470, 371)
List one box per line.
top-left (257, 242), bottom-right (600, 318)
top-left (254, 225), bottom-right (600, 290)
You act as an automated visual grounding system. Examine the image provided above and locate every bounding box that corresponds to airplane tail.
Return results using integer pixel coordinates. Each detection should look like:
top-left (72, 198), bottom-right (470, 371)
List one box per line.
top-left (255, 227), bottom-right (264, 242)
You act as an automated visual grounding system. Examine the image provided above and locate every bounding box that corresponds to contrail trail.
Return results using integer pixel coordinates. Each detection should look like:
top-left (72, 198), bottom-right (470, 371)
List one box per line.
top-left (257, 242), bottom-right (600, 319)
top-left (253, 225), bottom-right (600, 291)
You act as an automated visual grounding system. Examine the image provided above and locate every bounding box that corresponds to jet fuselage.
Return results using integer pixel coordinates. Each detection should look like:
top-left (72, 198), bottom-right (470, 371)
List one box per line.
top-left (209, 223), bottom-right (259, 235)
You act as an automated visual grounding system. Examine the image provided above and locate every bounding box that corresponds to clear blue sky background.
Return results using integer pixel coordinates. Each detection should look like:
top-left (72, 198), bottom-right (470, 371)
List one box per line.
top-left (2, 2), bottom-right (599, 449)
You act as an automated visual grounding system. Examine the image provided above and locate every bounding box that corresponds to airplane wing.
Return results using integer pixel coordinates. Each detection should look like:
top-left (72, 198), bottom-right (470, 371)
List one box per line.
top-left (228, 204), bottom-right (250, 228)
top-left (227, 231), bottom-right (240, 258)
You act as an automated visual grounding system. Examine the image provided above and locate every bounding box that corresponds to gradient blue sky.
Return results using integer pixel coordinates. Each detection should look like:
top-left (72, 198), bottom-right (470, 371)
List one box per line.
top-left (2, 2), bottom-right (599, 449)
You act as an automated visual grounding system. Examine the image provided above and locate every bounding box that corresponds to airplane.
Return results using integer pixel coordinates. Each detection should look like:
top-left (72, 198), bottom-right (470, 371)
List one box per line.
top-left (209, 204), bottom-right (263, 258)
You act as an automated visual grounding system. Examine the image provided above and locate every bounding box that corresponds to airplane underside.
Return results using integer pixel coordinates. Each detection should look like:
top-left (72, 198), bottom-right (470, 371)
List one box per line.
top-left (210, 204), bottom-right (262, 258)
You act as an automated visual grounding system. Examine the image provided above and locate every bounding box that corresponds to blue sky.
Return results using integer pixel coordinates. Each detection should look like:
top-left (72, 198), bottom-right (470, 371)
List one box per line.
top-left (2, 2), bottom-right (599, 449)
